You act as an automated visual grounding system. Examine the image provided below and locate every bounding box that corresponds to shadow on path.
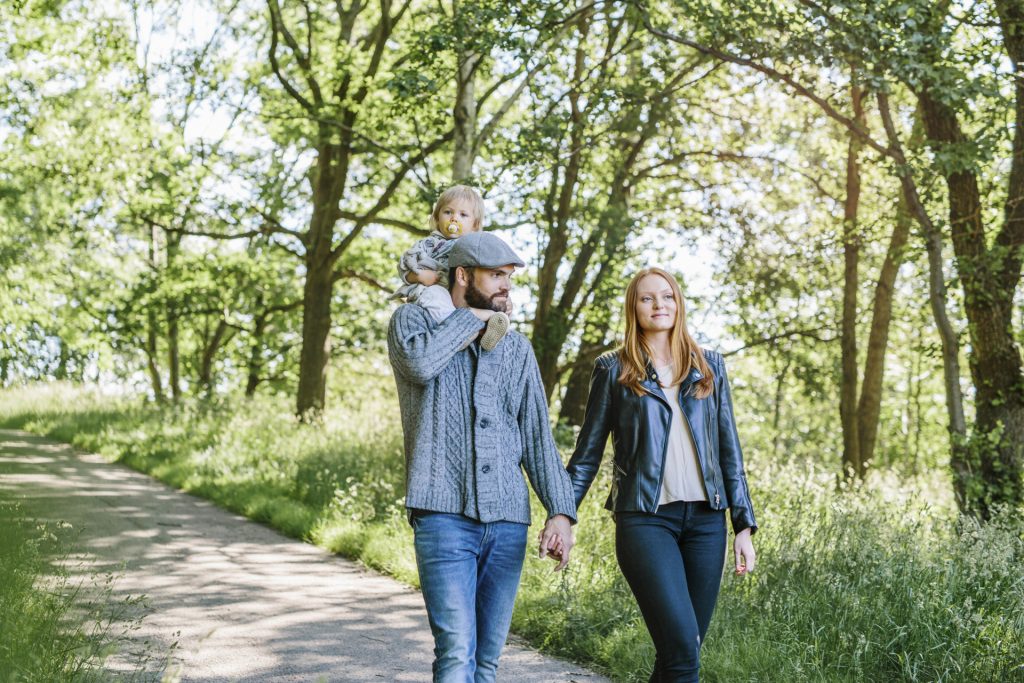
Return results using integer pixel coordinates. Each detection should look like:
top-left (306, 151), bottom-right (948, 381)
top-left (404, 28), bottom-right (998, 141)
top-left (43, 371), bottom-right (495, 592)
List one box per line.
top-left (0, 429), bottom-right (610, 683)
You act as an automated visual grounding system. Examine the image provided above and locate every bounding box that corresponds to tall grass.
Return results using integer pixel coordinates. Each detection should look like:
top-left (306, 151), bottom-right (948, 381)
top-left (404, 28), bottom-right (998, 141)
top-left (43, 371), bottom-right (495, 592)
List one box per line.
top-left (1, 382), bottom-right (1022, 682)
top-left (0, 502), bottom-right (156, 682)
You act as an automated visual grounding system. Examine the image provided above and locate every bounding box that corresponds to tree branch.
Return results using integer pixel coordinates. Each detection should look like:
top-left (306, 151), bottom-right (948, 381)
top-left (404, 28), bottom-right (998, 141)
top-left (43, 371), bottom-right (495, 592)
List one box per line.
top-left (269, 0), bottom-right (323, 105)
top-left (267, 0), bottom-right (316, 112)
top-left (638, 7), bottom-right (892, 159)
top-left (333, 268), bottom-right (391, 293)
top-left (637, 149), bottom-right (842, 203)
top-left (724, 326), bottom-right (835, 355)
top-left (337, 210), bottom-right (429, 236)
top-left (330, 128), bottom-right (455, 261)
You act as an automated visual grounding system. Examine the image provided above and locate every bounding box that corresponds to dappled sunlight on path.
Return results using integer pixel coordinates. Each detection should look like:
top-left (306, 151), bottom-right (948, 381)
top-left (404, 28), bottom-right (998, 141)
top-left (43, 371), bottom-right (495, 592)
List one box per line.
top-left (0, 429), bottom-right (609, 682)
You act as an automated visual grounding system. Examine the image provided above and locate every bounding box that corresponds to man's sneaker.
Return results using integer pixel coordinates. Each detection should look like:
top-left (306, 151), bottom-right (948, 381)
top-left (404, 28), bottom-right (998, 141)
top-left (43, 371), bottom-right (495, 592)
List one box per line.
top-left (480, 312), bottom-right (510, 351)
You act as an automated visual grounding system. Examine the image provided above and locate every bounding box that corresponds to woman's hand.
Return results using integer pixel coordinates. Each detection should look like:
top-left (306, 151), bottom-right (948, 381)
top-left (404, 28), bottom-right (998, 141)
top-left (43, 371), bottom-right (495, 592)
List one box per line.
top-left (734, 527), bottom-right (756, 575)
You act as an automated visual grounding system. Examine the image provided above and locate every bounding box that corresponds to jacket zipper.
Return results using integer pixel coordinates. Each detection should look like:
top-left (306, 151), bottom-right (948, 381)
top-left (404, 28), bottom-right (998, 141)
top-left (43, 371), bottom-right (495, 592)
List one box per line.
top-left (644, 374), bottom-right (672, 512)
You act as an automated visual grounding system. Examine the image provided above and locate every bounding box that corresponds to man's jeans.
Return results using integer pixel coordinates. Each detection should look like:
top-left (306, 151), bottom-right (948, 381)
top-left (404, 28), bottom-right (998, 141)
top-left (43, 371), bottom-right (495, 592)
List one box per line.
top-left (615, 501), bottom-right (727, 683)
top-left (411, 511), bottom-right (528, 683)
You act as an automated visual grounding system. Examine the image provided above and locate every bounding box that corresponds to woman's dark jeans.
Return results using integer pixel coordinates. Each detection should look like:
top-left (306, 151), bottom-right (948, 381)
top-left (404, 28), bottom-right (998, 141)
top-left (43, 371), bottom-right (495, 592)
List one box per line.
top-left (615, 501), bottom-right (727, 683)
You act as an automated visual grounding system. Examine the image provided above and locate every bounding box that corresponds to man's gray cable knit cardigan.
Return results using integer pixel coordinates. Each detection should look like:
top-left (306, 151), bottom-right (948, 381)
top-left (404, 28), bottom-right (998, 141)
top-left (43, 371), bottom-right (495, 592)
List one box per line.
top-left (387, 303), bottom-right (577, 525)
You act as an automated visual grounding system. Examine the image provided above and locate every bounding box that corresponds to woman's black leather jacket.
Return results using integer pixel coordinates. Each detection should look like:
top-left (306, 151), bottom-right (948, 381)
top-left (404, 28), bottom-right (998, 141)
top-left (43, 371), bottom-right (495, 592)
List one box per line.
top-left (566, 349), bottom-right (757, 534)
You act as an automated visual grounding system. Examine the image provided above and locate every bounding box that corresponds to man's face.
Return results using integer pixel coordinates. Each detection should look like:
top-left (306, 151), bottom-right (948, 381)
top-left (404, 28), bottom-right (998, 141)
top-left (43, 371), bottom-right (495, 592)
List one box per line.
top-left (464, 265), bottom-right (514, 312)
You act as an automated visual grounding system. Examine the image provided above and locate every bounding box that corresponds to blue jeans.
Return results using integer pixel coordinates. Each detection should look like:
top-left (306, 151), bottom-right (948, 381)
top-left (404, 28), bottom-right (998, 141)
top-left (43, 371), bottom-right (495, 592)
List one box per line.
top-left (411, 511), bottom-right (528, 683)
top-left (615, 501), bottom-right (727, 683)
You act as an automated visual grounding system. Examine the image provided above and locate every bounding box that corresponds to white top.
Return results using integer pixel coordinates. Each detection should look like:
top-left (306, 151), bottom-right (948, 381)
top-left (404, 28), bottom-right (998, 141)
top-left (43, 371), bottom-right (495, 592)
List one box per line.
top-left (655, 363), bottom-right (707, 504)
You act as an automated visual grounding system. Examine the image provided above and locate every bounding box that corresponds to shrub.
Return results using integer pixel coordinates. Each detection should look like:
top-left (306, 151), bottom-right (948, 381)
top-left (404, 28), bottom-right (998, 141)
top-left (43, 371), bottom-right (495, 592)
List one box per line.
top-left (2, 383), bottom-right (1022, 682)
top-left (0, 502), bottom-right (160, 682)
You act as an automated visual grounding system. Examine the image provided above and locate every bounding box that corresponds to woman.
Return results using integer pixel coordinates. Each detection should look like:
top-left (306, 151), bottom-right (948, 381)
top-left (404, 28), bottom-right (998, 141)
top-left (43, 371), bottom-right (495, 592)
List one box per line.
top-left (567, 267), bottom-right (757, 682)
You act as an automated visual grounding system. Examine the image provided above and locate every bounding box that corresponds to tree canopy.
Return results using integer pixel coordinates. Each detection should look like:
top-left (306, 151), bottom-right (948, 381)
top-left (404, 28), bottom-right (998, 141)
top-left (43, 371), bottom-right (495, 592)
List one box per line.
top-left (2, 0), bottom-right (1021, 515)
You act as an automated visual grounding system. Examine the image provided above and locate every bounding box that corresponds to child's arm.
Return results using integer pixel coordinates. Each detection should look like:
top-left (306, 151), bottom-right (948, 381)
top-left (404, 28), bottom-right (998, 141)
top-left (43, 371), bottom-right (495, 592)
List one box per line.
top-left (388, 304), bottom-right (485, 384)
top-left (399, 239), bottom-right (441, 287)
top-left (406, 268), bottom-right (439, 287)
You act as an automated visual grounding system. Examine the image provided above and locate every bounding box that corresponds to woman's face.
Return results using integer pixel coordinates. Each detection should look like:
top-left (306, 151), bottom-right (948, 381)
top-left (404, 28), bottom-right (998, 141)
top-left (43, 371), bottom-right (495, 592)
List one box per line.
top-left (634, 273), bottom-right (677, 334)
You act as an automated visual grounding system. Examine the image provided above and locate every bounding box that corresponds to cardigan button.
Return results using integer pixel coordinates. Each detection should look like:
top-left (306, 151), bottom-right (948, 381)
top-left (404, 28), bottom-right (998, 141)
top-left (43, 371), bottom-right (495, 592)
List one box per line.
top-left (480, 418), bottom-right (490, 429)
top-left (481, 465), bottom-right (491, 474)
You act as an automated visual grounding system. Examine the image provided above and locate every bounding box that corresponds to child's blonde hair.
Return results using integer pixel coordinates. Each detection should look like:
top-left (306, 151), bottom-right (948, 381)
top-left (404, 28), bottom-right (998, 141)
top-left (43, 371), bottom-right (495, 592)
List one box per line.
top-left (430, 185), bottom-right (485, 233)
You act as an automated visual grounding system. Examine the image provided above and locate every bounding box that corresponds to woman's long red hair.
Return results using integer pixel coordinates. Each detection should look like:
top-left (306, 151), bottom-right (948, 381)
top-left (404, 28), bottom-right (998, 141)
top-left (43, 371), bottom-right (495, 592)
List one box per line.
top-left (618, 268), bottom-right (714, 398)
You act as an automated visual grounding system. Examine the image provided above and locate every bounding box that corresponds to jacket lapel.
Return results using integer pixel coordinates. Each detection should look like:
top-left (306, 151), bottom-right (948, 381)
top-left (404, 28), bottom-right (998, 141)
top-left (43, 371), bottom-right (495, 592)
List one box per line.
top-left (642, 363), bottom-right (670, 408)
top-left (645, 360), bottom-right (703, 406)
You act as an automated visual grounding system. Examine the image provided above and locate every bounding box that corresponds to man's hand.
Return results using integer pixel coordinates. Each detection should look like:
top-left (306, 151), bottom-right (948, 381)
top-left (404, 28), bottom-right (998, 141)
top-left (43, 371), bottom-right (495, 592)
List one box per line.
top-left (538, 514), bottom-right (574, 571)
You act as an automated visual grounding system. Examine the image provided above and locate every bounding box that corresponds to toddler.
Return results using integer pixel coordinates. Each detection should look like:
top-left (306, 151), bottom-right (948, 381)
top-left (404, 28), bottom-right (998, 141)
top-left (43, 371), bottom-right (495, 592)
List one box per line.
top-left (393, 185), bottom-right (510, 350)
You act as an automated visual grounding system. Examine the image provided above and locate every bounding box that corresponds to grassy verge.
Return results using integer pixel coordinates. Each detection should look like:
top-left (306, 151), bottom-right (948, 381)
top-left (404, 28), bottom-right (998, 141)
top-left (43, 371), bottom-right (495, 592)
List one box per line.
top-left (1, 382), bottom-right (1022, 682)
top-left (0, 502), bottom-right (158, 682)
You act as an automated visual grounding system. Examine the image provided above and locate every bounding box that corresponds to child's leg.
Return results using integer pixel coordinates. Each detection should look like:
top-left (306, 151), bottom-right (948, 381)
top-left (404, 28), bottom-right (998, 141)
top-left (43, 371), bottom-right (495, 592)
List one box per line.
top-left (415, 285), bottom-right (457, 323)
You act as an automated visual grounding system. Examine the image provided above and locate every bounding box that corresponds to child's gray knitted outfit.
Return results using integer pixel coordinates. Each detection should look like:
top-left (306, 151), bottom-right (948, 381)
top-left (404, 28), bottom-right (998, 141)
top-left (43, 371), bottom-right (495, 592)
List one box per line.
top-left (391, 231), bottom-right (457, 323)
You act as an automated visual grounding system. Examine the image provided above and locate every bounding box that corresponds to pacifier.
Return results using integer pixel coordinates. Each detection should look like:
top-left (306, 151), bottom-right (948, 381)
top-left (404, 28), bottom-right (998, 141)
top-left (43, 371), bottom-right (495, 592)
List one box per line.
top-left (439, 218), bottom-right (463, 238)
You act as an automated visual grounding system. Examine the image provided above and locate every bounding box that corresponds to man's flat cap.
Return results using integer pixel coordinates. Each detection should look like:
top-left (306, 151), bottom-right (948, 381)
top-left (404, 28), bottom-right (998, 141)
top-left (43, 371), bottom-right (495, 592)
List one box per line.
top-left (448, 232), bottom-right (525, 269)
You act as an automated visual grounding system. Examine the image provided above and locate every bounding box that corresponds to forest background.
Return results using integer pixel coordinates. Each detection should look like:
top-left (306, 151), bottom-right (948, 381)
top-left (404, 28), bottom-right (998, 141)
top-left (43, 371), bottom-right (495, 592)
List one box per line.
top-left (1, 0), bottom-right (1023, 681)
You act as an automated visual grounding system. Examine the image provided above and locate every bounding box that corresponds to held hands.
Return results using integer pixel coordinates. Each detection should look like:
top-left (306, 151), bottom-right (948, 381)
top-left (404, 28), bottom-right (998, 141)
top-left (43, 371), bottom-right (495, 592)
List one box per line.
top-left (537, 514), bottom-right (574, 572)
top-left (733, 527), bottom-right (756, 576)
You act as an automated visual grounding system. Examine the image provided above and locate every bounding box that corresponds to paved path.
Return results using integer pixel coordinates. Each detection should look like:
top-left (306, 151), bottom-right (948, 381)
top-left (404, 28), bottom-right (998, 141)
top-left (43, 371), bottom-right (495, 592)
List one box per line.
top-left (0, 429), bottom-right (610, 683)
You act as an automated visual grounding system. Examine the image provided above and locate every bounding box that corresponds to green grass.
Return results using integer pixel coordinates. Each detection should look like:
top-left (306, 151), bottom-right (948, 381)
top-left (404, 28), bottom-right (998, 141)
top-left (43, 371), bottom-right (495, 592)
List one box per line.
top-left (1, 382), bottom-right (1022, 682)
top-left (0, 502), bottom-right (158, 682)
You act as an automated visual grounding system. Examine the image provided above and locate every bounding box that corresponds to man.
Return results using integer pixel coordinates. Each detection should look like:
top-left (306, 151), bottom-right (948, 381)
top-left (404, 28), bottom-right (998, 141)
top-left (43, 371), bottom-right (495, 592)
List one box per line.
top-left (387, 231), bottom-right (576, 682)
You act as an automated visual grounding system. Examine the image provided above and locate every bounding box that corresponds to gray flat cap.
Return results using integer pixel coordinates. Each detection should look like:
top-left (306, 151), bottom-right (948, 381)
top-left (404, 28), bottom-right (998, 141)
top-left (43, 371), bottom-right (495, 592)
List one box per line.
top-left (448, 232), bottom-right (525, 269)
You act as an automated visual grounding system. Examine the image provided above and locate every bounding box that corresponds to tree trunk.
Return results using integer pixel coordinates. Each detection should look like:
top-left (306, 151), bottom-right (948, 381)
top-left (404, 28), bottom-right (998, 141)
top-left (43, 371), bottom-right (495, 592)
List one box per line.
top-left (199, 318), bottom-right (230, 398)
top-left (907, 335), bottom-right (924, 474)
top-left (246, 312), bottom-right (268, 398)
top-left (145, 223), bottom-right (165, 401)
top-left (296, 263), bottom-right (334, 417)
top-left (876, 92), bottom-right (969, 500)
top-left (534, 188), bottom-right (631, 398)
top-left (296, 133), bottom-right (346, 418)
top-left (55, 341), bottom-right (69, 381)
top-left (559, 338), bottom-right (615, 426)
top-left (856, 193), bottom-right (911, 471)
top-left (166, 234), bottom-right (182, 401)
top-left (452, 29), bottom-right (479, 181)
top-left (917, 86), bottom-right (1024, 515)
top-left (532, 18), bottom-right (589, 397)
top-left (772, 356), bottom-right (792, 454)
top-left (296, 190), bottom-right (337, 419)
top-left (839, 83), bottom-right (865, 479)
top-left (167, 314), bottom-right (181, 400)
top-left (557, 241), bottom-right (629, 426)
top-left (532, 40), bottom-right (696, 398)
top-left (145, 309), bottom-right (164, 402)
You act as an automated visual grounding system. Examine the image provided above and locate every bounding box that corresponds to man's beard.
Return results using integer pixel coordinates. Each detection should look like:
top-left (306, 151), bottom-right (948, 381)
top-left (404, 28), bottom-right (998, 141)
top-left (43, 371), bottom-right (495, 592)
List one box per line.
top-left (465, 277), bottom-right (507, 312)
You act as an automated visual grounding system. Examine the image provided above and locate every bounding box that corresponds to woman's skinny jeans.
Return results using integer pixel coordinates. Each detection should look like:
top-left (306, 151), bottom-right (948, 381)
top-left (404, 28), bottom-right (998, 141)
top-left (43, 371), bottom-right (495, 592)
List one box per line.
top-left (615, 500), bottom-right (727, 683)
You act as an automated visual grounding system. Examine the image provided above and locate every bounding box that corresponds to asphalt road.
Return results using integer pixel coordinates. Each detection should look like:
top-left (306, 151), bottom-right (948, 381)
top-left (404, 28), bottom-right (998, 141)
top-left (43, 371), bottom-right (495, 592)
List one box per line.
top-left (0, 429), bottom-right (610, 683)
